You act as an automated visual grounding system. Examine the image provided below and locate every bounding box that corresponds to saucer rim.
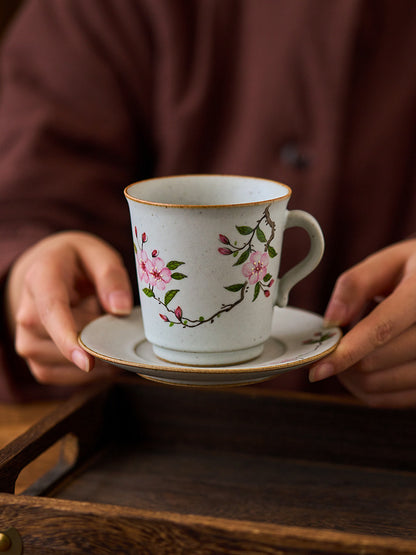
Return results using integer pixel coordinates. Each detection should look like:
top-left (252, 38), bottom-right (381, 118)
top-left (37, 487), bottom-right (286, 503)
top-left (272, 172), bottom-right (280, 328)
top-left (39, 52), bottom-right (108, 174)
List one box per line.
top-left (78, 306), bottom-right (341, 375)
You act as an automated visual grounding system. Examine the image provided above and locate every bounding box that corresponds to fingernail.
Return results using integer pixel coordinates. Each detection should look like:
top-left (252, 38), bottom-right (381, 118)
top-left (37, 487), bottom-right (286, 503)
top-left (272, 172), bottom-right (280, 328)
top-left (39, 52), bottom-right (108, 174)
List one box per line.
top-left (108, 290), bottom-right (132, 315)
top-left (324, 299), bottom-right (348, 327)
top-left (309, 362), bottom-right (335, 383)
top-left (72, 348), bottom-right (91, 372)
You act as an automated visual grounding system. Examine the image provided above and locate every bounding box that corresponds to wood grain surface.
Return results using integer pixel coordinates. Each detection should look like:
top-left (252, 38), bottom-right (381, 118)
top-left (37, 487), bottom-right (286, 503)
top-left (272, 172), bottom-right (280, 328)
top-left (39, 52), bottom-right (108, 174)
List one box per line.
top-left (1, 378), bottom-right (416, 554)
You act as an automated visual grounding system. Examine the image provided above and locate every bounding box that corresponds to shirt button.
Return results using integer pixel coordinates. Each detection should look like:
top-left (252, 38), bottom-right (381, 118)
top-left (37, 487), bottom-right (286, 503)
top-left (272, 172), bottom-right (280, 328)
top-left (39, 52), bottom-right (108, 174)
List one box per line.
top-left (279, 141), bottom-right (310, 170)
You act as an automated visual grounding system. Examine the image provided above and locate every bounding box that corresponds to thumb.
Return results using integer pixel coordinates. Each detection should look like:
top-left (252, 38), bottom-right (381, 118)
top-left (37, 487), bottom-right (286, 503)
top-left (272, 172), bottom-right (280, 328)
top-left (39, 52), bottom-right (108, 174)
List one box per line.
top-left (323, 244), bottom-right (406, 327)
top-left (75, 235), bottom-right (134, 315)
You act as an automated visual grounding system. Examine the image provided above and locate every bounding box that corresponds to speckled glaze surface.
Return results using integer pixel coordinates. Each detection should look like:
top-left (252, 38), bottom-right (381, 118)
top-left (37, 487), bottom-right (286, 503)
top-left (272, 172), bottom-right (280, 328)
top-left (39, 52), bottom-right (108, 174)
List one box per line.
top-left (79, 307), bottom-right (341, 387)
top-left (124, 175), bottom-right (324, 366)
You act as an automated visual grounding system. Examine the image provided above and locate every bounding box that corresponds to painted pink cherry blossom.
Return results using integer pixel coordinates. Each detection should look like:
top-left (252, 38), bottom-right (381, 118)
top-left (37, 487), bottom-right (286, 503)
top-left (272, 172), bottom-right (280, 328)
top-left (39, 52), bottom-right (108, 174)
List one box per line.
top-left (135, 204), bottom-right (277, 328)
top-left (136, 249), bottom-right (150, 283)
top-left (146, 257), bottom-right (172, 290)
top-left (242, 251), bottom-right (269, 284)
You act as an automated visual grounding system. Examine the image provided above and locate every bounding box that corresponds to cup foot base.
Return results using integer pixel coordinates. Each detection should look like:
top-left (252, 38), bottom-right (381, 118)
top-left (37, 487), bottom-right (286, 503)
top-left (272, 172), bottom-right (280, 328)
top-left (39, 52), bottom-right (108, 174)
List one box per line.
top-left (152, 344), bottom-right (264, 367)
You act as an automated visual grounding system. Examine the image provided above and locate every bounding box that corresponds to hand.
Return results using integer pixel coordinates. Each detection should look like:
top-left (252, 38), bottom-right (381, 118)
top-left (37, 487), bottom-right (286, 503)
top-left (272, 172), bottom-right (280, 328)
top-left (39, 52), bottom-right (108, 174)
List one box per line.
top-left (5, 232), bottom-right (133, 386)
top-left (309, 239), bottom-right (416, 408)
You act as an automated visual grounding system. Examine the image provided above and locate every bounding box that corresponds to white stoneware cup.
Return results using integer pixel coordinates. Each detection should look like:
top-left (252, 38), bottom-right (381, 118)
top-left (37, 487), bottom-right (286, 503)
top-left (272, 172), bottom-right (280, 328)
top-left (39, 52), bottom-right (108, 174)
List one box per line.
top-left (124, 175), bottom-right (324, 366)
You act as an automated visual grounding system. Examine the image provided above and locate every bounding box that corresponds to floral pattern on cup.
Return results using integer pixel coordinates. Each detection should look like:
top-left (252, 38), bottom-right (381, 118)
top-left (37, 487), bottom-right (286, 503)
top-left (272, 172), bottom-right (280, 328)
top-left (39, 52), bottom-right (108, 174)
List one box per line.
top-left (134, 205), bottom-right (277, 327)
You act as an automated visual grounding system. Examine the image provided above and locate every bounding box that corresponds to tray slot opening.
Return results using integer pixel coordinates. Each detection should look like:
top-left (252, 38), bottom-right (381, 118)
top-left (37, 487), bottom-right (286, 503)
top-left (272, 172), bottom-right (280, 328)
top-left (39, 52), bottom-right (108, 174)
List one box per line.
top-left (15, 433), bottom-right (79, 496)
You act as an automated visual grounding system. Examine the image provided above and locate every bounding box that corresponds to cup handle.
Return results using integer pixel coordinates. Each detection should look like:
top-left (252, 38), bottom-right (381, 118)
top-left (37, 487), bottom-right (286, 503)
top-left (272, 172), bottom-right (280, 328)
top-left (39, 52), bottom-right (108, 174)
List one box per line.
top-left (276, 210), bottom-right (325, 308)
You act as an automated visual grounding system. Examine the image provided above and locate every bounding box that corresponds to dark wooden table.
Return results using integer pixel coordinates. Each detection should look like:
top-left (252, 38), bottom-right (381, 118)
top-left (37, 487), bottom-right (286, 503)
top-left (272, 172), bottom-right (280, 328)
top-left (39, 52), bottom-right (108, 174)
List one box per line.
top-left (1, 377), bottom-right (416, 554)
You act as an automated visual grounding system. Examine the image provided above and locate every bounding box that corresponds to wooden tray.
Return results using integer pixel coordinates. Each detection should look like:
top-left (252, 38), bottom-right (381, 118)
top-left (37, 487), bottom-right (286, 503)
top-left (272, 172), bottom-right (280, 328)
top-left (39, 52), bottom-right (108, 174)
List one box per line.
top-left (1, 377), bottom-right (416, 554)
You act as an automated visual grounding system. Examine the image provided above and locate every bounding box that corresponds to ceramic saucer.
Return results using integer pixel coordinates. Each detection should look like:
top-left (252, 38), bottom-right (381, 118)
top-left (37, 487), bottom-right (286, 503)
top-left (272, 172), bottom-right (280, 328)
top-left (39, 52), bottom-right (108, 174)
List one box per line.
top-left (79, 306), bottom-right (341, 387)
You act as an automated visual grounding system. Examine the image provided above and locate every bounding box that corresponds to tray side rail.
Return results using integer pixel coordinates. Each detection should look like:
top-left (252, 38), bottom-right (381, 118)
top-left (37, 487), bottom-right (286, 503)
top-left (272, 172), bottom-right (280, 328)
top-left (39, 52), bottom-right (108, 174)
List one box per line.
top-left (0, 380), bottom-right (114, 494)
top-left (2, 493), bottom-right (416, 555)
top-left (118, 383), bottom-right (416, 472)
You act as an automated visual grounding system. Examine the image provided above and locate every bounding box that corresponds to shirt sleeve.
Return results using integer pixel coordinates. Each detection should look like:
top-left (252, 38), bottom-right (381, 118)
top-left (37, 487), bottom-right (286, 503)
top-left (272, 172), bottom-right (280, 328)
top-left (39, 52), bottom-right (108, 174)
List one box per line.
top-left (0, 0), bottom-right (154, 400)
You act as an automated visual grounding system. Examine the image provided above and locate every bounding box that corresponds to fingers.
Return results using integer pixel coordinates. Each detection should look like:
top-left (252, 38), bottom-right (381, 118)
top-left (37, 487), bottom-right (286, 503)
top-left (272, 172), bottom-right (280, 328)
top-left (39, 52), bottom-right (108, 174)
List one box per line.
top-left (75, 235), bottom-right (133, 316)
top-left (323, 243), bottom-right (408, 327)
top-left (21, 263), bottom-right (94, 371)
top-left (309, 319), bottom-right (416, 387)
top-left (309, 242), bottom-right (416, 384)
top-left (16, 315), bottom-right (118, 386)
top-left (8, 232), bottom-right (133, 385)
top-left (310, 279), bottom-right (416, 382)
top-left (341, 362), bottom-right (416, 395)
top-left (15, 285), bottom-right (95, 373)
top-left (338, 367), bottom-right (416, 409)
top-left (355, 324), bottom-right (416, 372)
top-left (332, 323), bottom-right (416, 408)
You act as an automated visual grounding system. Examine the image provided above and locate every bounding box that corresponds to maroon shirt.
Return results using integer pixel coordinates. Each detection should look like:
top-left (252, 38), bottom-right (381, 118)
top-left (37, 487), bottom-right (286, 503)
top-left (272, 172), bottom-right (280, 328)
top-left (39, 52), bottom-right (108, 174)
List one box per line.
top-left (1, 0), bottom-right (416, 400)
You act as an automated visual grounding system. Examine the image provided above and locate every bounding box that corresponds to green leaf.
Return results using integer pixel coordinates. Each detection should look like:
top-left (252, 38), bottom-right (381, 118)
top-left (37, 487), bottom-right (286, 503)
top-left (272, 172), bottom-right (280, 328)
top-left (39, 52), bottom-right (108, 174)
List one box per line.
top-left (263, 273), bottom-right (272, 283)
top-left (224, 283), bottom-right (245, 292)
top-left (256, 227), bottom-right (267, 242)
top-left (166, 260), bottom-right (185, 270)
top-left (164, 289), bottom-right (179, 306)
top-left (133, 243), bottom-right (137, 254)
top-left (268, 245), bottom-right (278, 258)
top-left (233, 249), bottom-right (250, 266)
top-left (199, 316), bottom-right (204, 322)
top-left (142, 288), bottom-right (154, 298)
top-left (171, 272), bottom-right (187, 280)
top-left (169, 322), bottom-right (174, 327)
top-left (253, 282), bottom-right (261, 302)
top-left (236, 225), bottom-right (253, 235)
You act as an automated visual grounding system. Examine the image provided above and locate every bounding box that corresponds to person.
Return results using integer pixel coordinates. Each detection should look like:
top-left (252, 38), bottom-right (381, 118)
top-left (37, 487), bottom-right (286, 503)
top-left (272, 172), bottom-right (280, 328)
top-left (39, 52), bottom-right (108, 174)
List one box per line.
top-left (1, 0), bottom-right (416, 407)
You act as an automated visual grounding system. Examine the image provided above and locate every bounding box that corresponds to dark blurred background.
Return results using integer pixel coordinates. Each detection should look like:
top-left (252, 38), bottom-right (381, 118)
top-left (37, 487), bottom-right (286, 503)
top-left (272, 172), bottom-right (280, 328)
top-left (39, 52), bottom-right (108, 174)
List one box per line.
top-left (0, 0), bottom-right (23, 40)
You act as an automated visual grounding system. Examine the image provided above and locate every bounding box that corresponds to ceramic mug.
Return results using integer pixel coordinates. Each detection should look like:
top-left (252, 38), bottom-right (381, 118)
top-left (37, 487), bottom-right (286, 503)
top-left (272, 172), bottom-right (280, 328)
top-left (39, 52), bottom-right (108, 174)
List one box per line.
top-left (124, 175), bottom-right (324, 366)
